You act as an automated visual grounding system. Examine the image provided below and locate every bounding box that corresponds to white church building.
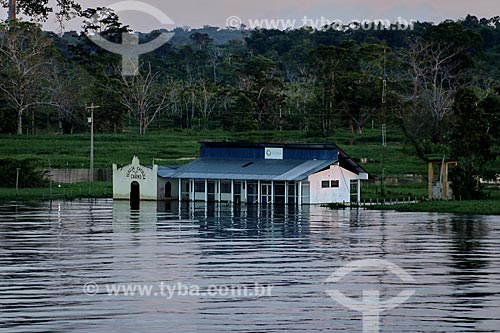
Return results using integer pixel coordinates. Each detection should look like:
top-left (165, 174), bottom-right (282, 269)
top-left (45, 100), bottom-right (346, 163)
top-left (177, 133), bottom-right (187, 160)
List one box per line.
top-left (113, 142), bottom-right (369, 205)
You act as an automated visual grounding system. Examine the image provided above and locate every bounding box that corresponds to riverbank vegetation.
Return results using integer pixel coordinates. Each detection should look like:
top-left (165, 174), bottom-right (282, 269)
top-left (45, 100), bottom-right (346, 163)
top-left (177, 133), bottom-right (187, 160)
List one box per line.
top-left (369, 200), bottom-right (500, 216)
top-left (0, 182), bottom-right (111, 202)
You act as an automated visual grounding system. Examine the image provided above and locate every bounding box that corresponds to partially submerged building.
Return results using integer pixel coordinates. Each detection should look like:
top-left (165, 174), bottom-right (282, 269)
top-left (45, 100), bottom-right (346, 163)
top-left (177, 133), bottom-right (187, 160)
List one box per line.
top-left (113, 142), bottom-right (369, 205)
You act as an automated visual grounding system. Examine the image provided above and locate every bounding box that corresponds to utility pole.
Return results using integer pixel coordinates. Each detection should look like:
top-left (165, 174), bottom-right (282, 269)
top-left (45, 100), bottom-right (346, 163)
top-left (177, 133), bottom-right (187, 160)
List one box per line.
top-left (8, 0), bottom-right (17, 20)
top-left (86, 103), bottom-right (100, 182)
top-left (380, 47), bottom-right (388, 197)
top-left (381, 48), bottom-right (387, 123)
top-left (381, 124), bottom-right (387, 196)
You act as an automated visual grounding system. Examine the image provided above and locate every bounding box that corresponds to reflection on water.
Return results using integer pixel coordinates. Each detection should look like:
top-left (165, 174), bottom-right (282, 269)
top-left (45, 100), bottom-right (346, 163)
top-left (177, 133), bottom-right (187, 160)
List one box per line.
top-left (1, 200), bottom-right (499, 333)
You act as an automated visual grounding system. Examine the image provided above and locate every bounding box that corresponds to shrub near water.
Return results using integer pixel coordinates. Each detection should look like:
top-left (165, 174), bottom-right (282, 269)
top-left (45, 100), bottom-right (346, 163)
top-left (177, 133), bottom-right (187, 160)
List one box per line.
top-left (0, 159), bottom-right (49, 188)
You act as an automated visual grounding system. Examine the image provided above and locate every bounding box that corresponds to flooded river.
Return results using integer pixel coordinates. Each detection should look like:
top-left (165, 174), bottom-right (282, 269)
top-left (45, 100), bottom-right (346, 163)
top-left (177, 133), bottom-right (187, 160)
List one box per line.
top-left (1, 200), bottom-right (499, 332)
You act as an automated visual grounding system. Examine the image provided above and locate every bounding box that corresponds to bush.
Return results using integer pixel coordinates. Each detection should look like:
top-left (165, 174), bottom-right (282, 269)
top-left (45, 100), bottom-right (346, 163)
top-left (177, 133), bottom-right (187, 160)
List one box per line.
top-left (0, 159), bottom-right (49, 188)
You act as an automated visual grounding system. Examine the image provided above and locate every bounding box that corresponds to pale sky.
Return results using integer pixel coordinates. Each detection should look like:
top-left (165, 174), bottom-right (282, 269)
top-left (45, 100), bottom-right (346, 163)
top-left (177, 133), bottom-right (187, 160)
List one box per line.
top-left (1, 0), bottom-right (500, 32)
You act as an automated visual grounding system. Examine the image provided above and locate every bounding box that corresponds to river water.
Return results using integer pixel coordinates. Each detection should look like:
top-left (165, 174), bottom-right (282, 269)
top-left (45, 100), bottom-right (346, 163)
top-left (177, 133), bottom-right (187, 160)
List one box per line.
top-left (1, 200), bottom-right (499, 333)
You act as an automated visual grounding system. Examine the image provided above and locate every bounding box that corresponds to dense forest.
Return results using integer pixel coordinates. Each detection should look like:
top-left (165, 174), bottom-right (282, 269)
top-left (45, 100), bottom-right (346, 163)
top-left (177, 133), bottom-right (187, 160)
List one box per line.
top-left (1, 2), bottom-right (500, 197)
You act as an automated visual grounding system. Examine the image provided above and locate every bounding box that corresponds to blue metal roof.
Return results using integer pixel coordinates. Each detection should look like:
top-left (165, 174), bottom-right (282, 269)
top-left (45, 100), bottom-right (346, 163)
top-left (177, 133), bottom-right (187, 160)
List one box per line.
top-left (165, 158), bottom-right (335, 181)
top-left (158, 166), bottom-right (180, 178)
top-left (198, 142), bottom-right (369, 177)
top-left (154, 143), bottom-right (369, 181)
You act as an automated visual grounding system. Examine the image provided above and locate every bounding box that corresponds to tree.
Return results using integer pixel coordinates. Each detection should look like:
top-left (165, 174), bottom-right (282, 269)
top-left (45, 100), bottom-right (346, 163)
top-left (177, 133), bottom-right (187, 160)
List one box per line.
top-left (479, 87), bottom-right (500, 180)
top-left (310, 44), bottom-right (349, 136)
top-left (340, 71), bottom-right (380, 135)
top-left (190, 32), bottom-right (213, 50)
top-left (195, 78), bottom-right (219, 129)
top-left (0, 94), bottom-right (16, 133)
top-left (236, 54), bottom-right (284, 130)
top-left (49, 62), bottom-right (90, 134)
top-left (81, 7), bottom-right (130, 37)
top-left (397, 22), bottom-right (482, 158)
top-left (340, 43), bottom-right (387, 134)
top-left (1, 0), bottom-right (81, 22)
top-left (0, 22), bottom-right (53, 135)
top-left (117, 64), bottom-right (170, 135)
top-left (449, 89), bottom-right (493, 199)
top-left (284, 76), bottom-right (316, 131)
top-left (399, 37), bottom-right (464, 144)
top-left (208, 45), bottom-right (223, 84)
top-left (481, 87), bottom-right (500, 144)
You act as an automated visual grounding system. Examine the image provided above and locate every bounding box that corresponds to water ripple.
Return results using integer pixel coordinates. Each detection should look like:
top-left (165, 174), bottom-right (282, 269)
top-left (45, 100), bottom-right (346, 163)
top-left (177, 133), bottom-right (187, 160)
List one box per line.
top-left (0, 200), bottom-right (499, 332)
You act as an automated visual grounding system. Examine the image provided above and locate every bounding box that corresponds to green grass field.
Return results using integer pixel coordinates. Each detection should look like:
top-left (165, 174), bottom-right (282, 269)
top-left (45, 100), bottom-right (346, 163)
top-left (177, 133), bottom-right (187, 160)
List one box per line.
top-left (0, 127), bottom-right (425, 175)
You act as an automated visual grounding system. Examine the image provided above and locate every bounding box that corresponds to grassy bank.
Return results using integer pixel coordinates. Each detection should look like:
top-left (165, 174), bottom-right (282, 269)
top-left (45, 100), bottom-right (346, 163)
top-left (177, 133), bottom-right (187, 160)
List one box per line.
top-left (0, 182), bottom-right (112, 202)
top-left (368, 200), bottom-right (500, 216)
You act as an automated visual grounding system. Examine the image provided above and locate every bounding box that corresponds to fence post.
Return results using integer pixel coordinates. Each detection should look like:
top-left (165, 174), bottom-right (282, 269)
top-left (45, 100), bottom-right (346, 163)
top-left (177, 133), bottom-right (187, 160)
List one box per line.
top-left (16, 168), bottom-right (21, 197)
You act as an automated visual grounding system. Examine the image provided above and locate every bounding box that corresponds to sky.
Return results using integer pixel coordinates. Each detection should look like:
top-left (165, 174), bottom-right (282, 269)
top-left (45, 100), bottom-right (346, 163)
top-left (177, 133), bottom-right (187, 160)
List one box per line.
top-left (1, 0), bottom-right (500, 32)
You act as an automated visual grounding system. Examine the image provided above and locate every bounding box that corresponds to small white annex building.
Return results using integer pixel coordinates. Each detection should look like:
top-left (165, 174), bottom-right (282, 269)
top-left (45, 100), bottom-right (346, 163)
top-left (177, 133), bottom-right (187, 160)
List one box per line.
top-left (113, 143), bottom-right (369, 205)
top-left (113, 156), bottom-right (159, 201)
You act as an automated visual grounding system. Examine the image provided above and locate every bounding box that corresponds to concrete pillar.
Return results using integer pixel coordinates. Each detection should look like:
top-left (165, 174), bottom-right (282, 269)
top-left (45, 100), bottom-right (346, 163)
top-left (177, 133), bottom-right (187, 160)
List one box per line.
top-left (178, 178), bottom-right (182, 201)
top-left (217, 179), bottom-right (221, 202)
top-left (257, 180), bottom-right (261, 204)
top-left (244, 181), bottom-right (248, 203)
top-left (357, 179), bottom-right (361, 203)
top-left (190, 179), bottom-right (194, 202)
top-left (285, 181), bottom-right (289, 205)
top-left (428, 162), bottom-right (434, 200)
top-left (271, 181), bottom-right (274, 204)
top-left (231, 180), bottom-right (234, 203)
top-left (298, 181), bottom-right (303, 206)
top-left (204, 179), bottom-right (208, 202)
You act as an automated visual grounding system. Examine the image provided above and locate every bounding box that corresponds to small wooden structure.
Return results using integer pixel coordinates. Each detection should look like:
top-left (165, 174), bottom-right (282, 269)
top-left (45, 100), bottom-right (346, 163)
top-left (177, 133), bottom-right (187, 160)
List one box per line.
top-left (428, 159), bottom-right (458, 200)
